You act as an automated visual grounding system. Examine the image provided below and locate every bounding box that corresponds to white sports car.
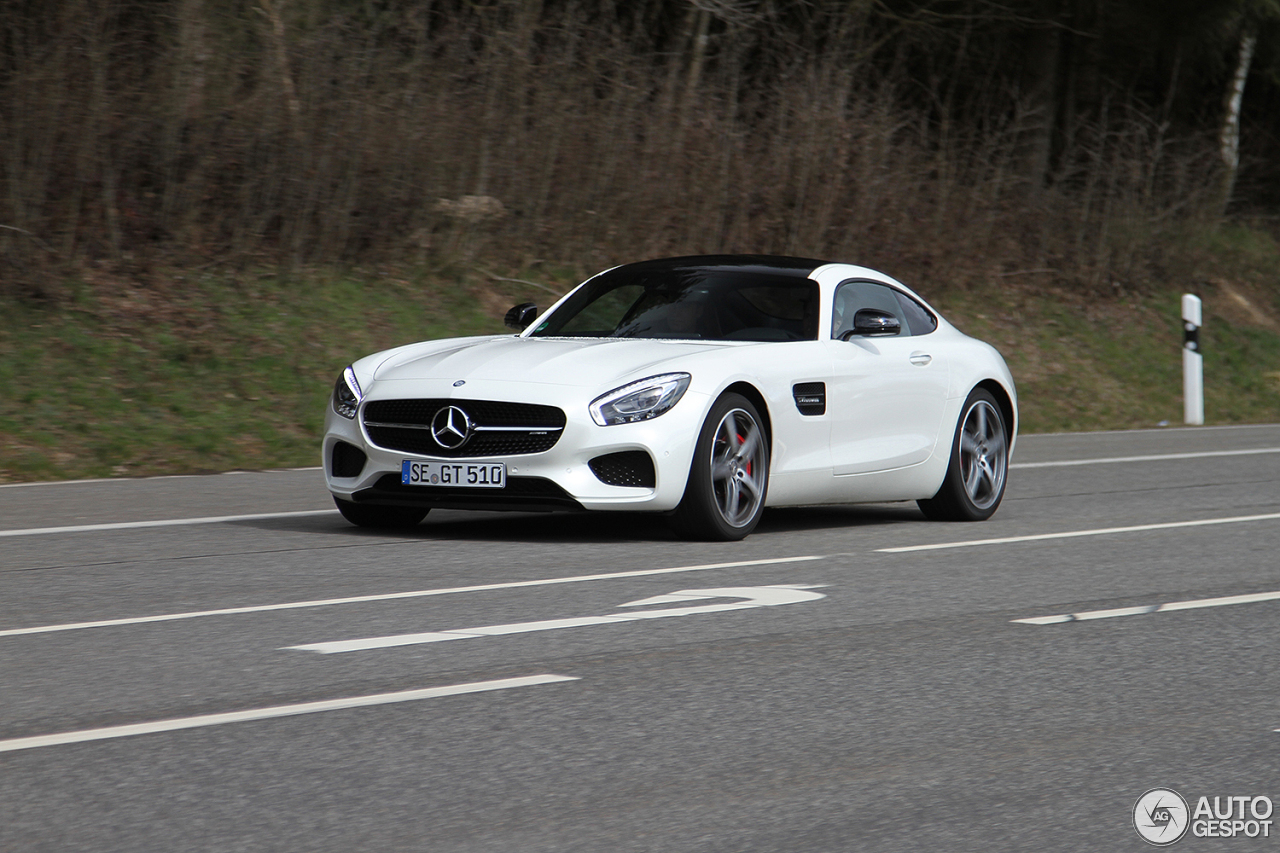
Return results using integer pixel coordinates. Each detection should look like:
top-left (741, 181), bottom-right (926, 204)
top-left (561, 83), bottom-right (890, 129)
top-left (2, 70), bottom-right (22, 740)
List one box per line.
top-left (323, 256), bottom-right (1017, 540)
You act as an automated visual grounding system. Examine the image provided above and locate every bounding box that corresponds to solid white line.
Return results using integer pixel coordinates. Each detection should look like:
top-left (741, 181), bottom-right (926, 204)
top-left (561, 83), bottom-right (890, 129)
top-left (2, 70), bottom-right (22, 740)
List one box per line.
top-left (1013, 590), bottom-right (1280, 625)
top-left (0, 509), bottom-right (335, 538)
top-left (0, 475), bottom-right (207, 489)
top-left (1011, 447), bottom-right (1280, 469)
top-left (0, 468), bottom-right (323, 489)
top-left (876, 512), bottom-right (1280, 553)
top-left (0, 555), bottom-right (823, 638)
top-left (0, 675), bottom-right (578, 753)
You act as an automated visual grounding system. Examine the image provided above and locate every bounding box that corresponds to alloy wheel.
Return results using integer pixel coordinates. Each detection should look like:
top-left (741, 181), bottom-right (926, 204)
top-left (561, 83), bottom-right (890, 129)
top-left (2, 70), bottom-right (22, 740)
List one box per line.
top-left (958, 399), bottom-right (1007, 510)
top-left (709, 408), bottom-right (768, 528)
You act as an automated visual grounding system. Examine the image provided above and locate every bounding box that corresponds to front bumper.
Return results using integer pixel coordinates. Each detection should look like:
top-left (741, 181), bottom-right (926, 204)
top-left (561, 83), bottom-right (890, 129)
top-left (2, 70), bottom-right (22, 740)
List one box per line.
top-left (323, 378), bottom-right (708, 513)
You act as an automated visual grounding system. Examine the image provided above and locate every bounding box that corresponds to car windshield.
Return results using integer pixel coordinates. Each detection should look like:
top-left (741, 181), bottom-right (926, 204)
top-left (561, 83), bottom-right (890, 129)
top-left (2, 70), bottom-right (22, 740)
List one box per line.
top-left (529, 263), bottom-right (820, 342)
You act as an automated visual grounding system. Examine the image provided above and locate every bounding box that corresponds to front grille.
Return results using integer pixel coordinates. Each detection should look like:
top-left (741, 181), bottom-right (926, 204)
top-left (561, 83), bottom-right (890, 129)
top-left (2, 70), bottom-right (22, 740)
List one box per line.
top-left (589, 451), bottom-right (656, 488)
top-left (364, 427), bottom-right (559, 457)
top-left (363, 398), bottom-right (566, 458)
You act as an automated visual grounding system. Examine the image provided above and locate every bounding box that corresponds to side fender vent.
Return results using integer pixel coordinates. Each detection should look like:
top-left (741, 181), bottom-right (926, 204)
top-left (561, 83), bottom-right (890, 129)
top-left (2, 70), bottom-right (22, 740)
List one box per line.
top-left (792, 382), bottom-right (826, 416)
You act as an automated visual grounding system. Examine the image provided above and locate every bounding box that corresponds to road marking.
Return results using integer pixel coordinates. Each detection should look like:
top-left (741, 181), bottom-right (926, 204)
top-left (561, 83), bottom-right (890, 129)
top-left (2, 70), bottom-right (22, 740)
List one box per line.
top-left (1011, 447), bottom-right (1280, 469)
top-left (0, 468), bottom-right (323, 490)
top-left (288, 585), bottom-right (828, 654)
top-left (1023, 423), bottom-right (1279, 438)
top-left (876, 512), bottom-right (1280, 553)
top-left (0, 675), bottom-right (578, 753)
top-left (1014, 590), bottom-right (1280, 625)
top-left (0, 510), bottom-right (335, 538)
top-left (0, 556), bottom-right (823, 639)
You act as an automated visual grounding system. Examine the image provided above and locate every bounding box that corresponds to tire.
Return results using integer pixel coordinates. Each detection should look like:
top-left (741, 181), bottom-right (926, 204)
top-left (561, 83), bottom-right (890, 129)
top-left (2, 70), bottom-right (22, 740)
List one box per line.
top-left (334, 497), bottom-right (429, 529)
top-left (671, 393), bottom-right (770, 541)
top-left (918, 387), bottom-right (1008, 521)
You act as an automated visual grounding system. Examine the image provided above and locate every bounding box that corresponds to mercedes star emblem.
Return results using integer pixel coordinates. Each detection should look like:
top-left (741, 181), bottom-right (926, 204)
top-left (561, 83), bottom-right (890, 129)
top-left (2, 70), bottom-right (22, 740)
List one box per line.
top-left (430, 405), bottom-right (472, 449)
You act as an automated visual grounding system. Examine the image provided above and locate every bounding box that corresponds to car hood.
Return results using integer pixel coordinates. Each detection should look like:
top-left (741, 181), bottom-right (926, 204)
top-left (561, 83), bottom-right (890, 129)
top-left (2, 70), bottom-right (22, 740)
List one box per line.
top-left (369, 335), bottom-right (736, 390)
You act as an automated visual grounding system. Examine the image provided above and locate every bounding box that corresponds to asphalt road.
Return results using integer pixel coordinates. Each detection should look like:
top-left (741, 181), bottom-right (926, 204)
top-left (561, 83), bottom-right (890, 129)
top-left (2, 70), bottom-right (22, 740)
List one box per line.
top-left (2, 424), bottom-right (1279, 852)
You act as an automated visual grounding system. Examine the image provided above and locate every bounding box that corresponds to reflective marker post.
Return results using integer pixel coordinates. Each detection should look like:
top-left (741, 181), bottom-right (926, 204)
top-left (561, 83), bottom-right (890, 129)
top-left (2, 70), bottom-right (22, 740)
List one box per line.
top-left (1183, 294), bottom-right (1204, 425)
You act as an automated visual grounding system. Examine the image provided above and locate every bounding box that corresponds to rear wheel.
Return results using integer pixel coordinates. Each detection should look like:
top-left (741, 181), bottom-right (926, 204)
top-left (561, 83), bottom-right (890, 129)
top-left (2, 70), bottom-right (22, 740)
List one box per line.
top-left (918, 388), bottom-right (1008, 521)
top-left (333, 497), bottom-right (429, 529)
top-left (671, 393), bottom-right (770, 541)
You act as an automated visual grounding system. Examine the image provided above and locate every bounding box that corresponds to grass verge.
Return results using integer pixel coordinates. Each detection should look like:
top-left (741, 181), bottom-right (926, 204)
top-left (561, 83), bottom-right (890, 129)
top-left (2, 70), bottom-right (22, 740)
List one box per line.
top-left (932, 280), bottom-right (1280, 433)
top-left (0, 263), bottom-right (569, 482)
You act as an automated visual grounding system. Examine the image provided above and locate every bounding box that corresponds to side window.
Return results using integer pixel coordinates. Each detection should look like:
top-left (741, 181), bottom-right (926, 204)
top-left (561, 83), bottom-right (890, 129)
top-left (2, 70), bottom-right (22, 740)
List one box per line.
top-left (894, 291), bottom-right (938, 336)
top-left (831, 281), bottom-right (907, 339)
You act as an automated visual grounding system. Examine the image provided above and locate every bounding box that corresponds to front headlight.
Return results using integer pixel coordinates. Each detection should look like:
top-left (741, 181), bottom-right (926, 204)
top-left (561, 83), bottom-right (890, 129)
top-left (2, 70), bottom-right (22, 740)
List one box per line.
top-left (332, 365), bottom-right (362, 419)
top-left (590, 373), bottom-right (691, 426)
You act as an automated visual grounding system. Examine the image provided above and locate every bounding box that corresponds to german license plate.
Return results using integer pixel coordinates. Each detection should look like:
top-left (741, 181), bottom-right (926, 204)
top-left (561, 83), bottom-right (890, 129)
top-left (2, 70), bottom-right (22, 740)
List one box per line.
top-left (401, 460), bottom-right (506, 488)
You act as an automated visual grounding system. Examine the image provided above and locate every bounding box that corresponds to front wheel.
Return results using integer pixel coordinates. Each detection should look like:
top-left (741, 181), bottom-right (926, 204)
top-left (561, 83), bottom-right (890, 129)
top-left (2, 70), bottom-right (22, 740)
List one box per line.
top-left (918, 388), bottom-right (1008, 521)
top-left (334, 497), bottom-right (429, 529)
top-left (671, 393), bottom-right (770, 541)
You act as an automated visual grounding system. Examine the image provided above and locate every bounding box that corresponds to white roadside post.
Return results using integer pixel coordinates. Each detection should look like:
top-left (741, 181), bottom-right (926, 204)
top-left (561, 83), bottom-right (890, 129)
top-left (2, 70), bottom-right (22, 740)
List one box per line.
top-left (1182, 294), bottom-right (1204, 425)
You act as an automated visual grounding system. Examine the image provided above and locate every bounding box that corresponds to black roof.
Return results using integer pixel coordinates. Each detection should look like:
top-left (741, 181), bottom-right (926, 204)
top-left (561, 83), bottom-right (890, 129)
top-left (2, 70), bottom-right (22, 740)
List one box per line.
top-left (617, 255), bottom-right (831, 278)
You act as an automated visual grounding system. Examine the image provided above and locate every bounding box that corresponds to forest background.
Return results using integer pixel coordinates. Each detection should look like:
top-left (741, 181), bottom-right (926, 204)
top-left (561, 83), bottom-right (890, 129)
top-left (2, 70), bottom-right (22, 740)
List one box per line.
top-left (2, 0), bottom-right (1279, 481)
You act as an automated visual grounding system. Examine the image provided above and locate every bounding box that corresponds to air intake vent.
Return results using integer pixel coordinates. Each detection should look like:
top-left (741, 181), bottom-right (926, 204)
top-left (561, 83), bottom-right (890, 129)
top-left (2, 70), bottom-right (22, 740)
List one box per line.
top-left (589, 451), bottom-right (656, 488)
top-left (331, 441), bottom-right (367, 478)
top-left (792, 382), bottom-right (826, 416)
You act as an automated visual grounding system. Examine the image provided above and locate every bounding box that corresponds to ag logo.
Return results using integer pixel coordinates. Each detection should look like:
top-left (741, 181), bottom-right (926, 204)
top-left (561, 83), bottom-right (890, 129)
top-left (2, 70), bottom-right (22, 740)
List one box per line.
top-left (1134, 788), bottom-right (1190, 845)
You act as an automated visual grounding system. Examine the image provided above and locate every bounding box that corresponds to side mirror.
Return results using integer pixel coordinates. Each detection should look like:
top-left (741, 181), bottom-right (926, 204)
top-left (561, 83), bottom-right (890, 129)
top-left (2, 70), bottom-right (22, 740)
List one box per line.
top-left (504, 302), bottom-right (539, 331)
top-left (841, 308), bottom-right (901, 339)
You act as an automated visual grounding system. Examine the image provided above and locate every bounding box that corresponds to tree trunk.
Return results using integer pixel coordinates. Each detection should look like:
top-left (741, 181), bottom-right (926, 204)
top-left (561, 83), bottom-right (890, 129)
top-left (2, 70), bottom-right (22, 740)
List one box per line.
top-left (680, 6), bottom-right (713, 133)
top-left (1217, 26), bottom-right (1256, 219)
top-left (1021, 1), bottom-right (1064, 195)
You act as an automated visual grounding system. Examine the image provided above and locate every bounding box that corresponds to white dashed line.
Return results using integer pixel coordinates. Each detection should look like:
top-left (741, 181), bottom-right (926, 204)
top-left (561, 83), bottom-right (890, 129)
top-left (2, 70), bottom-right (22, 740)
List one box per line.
top-left (0, 675), bottom-right (578, 753)
top-left (876, 512), bottom-right (1280, 553)
top-left (1014, 590), bottom-right (1280, 625)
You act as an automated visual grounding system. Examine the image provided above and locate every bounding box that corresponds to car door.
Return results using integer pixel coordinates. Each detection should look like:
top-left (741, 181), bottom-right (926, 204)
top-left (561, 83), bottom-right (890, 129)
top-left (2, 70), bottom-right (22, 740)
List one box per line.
top-left (827, 280), bottom-right (951, 475)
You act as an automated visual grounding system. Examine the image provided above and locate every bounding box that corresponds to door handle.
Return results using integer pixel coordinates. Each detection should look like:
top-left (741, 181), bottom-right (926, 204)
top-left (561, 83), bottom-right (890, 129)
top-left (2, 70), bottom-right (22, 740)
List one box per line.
top-left (909, 352), bottom-right (932, 366)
